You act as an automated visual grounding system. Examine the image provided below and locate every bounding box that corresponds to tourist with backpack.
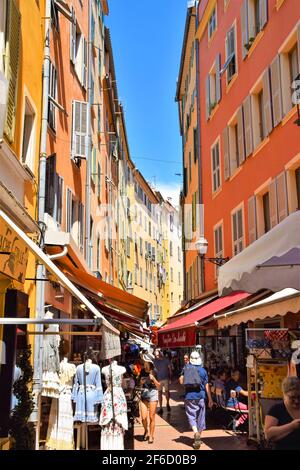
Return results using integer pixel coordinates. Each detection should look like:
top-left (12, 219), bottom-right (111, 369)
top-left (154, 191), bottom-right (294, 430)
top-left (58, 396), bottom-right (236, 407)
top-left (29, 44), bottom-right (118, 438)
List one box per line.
top-left (179, 351), bottom-right (213, 450)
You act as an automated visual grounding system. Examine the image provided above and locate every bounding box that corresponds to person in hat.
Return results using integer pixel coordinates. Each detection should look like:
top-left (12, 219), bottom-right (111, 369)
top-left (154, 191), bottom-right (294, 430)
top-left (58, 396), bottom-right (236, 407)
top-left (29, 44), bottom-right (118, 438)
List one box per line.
top-left (179, 351), bottom-right (213, 450)
top-left (139, 352), bottom-right (161, 444)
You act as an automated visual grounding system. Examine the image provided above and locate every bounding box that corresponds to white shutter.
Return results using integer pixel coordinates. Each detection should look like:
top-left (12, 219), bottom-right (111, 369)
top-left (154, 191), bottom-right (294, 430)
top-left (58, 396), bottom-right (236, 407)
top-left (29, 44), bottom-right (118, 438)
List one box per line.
top-left (270, 55), bottom-right (283, 127)
top-left (66, 188), bottom-right (72, 233)
top-left (237, 106), bottom-right (245, 164)
top-left (248, 196), bottom-right (257, 244)
top-left (223, 126), bottom-right (230, 180)
top-left (72, 100), bottom-right (88, 159)
top-left (276, 171), bottom-right (289, 222)
top-left (70, 7), bottom-right (76, 64)
top-left (206, 75), bottom-right (210, 120)
top-left (216, 54), bottom-right (222, 103)
top-left (243, 95), bottom-right (253, 157)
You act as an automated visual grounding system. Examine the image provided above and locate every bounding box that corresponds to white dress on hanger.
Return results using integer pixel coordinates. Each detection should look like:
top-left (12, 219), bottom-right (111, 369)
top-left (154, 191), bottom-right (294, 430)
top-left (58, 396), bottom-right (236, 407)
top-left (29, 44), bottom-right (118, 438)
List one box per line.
top-left (46, 359), bottom-right (76, 450)
top-left (100, 362), bottom-right (128, 450)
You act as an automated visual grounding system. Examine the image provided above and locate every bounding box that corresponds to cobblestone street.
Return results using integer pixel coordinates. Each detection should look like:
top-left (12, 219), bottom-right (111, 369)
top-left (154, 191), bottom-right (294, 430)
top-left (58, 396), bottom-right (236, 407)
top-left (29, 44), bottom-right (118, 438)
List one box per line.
top-left (133, 382), bottom-right (252, 451)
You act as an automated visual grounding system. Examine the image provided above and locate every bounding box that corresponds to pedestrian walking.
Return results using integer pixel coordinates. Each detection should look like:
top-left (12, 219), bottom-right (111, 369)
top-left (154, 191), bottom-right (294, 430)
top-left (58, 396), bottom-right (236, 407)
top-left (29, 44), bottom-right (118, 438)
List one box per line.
top-left (153, 349), bottom-right (172, 414)
top-left (179, 351), bottom-right (213, 450)
top-left (139, 352), bottom-right (161, 444)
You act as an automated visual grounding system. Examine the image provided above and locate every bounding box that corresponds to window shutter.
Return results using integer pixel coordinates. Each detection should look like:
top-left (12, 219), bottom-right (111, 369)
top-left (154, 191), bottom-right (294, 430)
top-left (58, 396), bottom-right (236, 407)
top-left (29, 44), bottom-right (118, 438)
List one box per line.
top-left (66, 188), bottom-right (72, 232)
top-left (72, 101), bottom-right (88, 158)
top-left (216, 54), bottom-right (222, 103)
top-left (237, 106), bottom-right (245, 164)
top-left (82, 37), bottom-right (87, 88)
top-left (270, 55), bottom-right (283, 127)
top-left (223, 127), bottom-right (230, 181)
top-left (57, 175), bottom-right (63, 225)
top-left (263, 69), bottom-right (273, 135)
top-left (297, 23), bottom-right (300, 76)
top-left (206, 75), bottom-right (210, 120)
top-left (4, 0), bottom-right (21, 142)
top-left (248, 196), bottom-right (257, 244)
top-left (70, 7), bottom-right (76, 64)
top-left (259, 0), bottom-right (268, 31)
top-left (91, 147), bottom-right (96, 183)
top-left (97, 162), bottom-right (101, 197)
top-left (45, 155), bottom-right (56, 215)
top-left (243, 95), bottom-right (253, 157)
top-left (230, 127), bottom-right (238, 175)
top-left (276, 171), bottom-right (288, 222)
top-left (78, 202), bottom-right (84, 250)
top-left (241, 0), bottom-right (249, 60)
top-left (269, 179), bottom-right (278, 229)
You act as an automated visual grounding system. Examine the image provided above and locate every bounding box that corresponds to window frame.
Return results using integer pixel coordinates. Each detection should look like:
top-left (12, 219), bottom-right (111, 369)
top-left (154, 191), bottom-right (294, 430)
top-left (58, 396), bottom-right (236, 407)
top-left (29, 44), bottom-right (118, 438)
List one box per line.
top-left (231, 203), bottom-right (245, 256)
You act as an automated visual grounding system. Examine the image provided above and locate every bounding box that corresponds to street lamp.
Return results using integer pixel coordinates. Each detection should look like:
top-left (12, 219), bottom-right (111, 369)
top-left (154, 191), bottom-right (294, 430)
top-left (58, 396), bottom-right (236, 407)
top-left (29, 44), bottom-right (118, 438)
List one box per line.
top-left (195, 236), bottom-right (229, 267)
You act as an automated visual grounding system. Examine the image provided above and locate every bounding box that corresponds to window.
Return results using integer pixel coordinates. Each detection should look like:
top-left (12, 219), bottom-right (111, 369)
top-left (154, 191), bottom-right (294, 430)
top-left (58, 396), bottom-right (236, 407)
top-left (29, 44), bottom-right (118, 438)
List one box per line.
top-left (208, 7), bottom-right (217, 39)
top-left (145, 271), bottom-right (148, 290)
top-left (149, 221), bottom-right (151, 236)
top-left (97, 162), bottom-right (101, 198)
top-left (241, 0), bottom-right (268, 59)
top-left (178, 246), bottom-right (181, 262)
top-left (178, 272), bottom-right (181, 286)
top-left (140, 237), bottom-right (143, 255)
top-left (21, 97), bottom-right (36, 171)
top-left (70, 10), bottom-right (87, 88)
top-left (232, 207), bottom-right (244, 255)
top-left (252, 87), bottom-right (266, 147)
top-left (262, 192), bottom-right (271, 233)
top-left (0, 0), bottom-right (7, 73)
top-left (170, 267), bottom-right (173, 282)
top-left (140, 268), bottom-right (143, 287)
top-left (135, 264), bottom-right (138, 285)
top-left (48, 62), bottom-right (57, 131)
top-left (189, 151), bottom-right (192, 182)
top-left (171, 292), bottom-right (174, 303)
top-left (150, 273), bottom-right (152, 292)
top-left (170, 241), bottom-right (173, 257)
top-left (3, 0), bottom-right (20, 142)
top-left (227, 109), bottom-right (245, 175)
top-left (280, 36), bottom-right (300, 117)
top-left (96, 235), bottom-right (101, 271)
top-left (170, 214), bottom-right (174, 231)
top-left (66, 188), bottom-right (72, 233)
top-left (225, 26), bottom-right (237, 84)
top-left (45, 154), bottom-right (63, 225)
top-left (211, 140), bottom-right (221, 192)
top-left (71, 101), bottom-right (88, 159)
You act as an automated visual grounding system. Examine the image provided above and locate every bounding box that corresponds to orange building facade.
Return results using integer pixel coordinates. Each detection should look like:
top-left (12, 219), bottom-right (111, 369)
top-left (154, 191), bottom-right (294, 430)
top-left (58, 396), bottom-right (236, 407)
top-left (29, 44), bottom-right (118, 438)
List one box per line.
top-left (179, 0), bottom-right (300, 299)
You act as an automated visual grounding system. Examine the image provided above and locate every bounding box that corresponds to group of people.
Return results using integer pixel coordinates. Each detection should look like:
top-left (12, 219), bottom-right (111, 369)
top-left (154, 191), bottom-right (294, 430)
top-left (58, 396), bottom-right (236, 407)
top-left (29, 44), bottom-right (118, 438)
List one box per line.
top-left (132, 348), bottom-right (300, 450)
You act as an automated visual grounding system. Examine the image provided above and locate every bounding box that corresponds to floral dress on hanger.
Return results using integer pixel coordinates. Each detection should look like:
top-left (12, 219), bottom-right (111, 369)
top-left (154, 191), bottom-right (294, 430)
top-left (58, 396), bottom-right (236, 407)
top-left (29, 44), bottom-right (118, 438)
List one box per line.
top-left (100, 362), bottom-right (128, 450)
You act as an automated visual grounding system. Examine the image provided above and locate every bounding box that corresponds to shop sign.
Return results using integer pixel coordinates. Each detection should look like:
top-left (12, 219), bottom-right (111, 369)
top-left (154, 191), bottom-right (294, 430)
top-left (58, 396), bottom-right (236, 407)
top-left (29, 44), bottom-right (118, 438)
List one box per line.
top-left (158, 327), bottom-right (195, 348)
top-left (0, 219), bottom-right (29, 283)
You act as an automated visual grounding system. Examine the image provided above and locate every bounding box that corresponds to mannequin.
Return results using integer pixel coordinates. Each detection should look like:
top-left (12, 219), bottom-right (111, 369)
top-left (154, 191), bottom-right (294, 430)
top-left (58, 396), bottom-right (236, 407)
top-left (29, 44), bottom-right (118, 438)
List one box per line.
top-left (46, 355), bottom-right (76, 450)
top-left (72, 351), bottom-right (103, 423)
top-left (100, 359), bottom-right (128, 450)
top-left (42, 310), bottom-right (61, 398)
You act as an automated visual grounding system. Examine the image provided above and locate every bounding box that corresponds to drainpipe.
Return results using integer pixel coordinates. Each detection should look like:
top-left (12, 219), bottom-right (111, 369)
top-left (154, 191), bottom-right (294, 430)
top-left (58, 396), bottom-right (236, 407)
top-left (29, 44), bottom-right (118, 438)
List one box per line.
top-left (31, 0), bottom-right (51, 447)
top-left (85, 0), bottom-right (92, 269)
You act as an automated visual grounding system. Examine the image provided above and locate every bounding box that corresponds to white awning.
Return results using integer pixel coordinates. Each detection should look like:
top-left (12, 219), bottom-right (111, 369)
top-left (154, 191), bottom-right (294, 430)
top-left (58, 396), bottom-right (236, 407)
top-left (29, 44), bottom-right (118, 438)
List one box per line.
top-left (218, 211), bottom-right (300, 296)
top-left (215, 288), bottom-right (300, 328)
top-left (0, 209), bottom-right (121, 359)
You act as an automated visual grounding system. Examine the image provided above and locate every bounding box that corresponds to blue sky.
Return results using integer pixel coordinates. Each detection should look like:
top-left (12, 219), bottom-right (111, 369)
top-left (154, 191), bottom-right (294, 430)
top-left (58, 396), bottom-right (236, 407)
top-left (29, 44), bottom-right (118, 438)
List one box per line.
top-left (107, 0), bottom-right (188, 206)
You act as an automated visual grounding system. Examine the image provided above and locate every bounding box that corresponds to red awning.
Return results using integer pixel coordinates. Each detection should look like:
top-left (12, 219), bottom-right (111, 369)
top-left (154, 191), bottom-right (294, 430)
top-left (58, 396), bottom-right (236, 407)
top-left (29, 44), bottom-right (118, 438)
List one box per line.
top-left (158, 291), bottom-right (251, 333)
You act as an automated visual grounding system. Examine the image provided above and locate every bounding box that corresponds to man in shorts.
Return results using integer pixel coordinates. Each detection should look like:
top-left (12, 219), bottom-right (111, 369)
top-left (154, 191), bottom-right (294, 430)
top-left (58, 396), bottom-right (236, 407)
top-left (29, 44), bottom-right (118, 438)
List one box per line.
top-left (153, 349), bottom-right (172, 414)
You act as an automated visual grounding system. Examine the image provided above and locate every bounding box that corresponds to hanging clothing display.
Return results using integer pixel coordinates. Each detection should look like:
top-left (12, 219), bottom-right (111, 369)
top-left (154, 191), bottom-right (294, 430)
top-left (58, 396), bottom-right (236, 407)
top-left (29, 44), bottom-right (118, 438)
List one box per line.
top-left (46, 359), bottom-right (76, 450)
top-left (100, 361), bottom-right (128, 450)
top-left (72, 361), bottom-right (103, 423)
top-left (42, 323), bottom-right (61, 398)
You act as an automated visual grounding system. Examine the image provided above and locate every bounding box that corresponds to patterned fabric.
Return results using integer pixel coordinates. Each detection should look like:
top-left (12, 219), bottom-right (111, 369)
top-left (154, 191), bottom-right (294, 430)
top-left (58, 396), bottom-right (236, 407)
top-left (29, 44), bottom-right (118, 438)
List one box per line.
top-left (100, 362), bottom-right (128, 450)
top-left (46, 361), bottom-right (76, 450)
top-left (72, 362), bottom-right (103, 423)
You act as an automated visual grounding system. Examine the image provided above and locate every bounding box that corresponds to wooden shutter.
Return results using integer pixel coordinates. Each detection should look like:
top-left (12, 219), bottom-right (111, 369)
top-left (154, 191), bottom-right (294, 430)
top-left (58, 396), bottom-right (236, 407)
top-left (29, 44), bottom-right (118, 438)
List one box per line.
top-left (241, 0), bottom-right (249, 60)
top-left (70, 7), bottom-right (76, 64)
top-left (248, 196), bottom-right (257, 244)
top-left (270, 55), bottom-right (283, 127)
top-left (72, 101), bottom-right (88, 158)
top-left (243, 95), bottom-right (253, 157)
top-left (269, 179), bottom-right (278, 229)
top-left (206, 75), bottom-right (210, 120)
top-left (260, 0), bottom-right (268, 31)
top-left (276, 171), bottom-right (289, 222)
top-left (56, 175), bottom-right (63, 225)
top-left (237, 106), bottom-right (245, 164)
top-left (4, 0), bottom-right (21, 142)
top-left (263, 69), bottom-right (273, 135)
top-left (223, 127), bottom-right (230, 181)
top-left (216, 54), bottom-right (222, 103)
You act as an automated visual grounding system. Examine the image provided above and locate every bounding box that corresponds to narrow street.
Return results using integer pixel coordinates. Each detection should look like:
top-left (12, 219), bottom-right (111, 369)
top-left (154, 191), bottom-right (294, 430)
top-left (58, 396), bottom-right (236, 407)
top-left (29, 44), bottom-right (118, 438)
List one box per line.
top-left (133, 382), bottom-right (251, 451)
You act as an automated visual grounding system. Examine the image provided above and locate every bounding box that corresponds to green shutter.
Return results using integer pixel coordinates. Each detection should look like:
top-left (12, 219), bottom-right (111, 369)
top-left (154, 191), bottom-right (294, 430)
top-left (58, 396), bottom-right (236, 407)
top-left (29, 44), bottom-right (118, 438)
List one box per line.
top-left (4, 0), bottom-right (21, 142)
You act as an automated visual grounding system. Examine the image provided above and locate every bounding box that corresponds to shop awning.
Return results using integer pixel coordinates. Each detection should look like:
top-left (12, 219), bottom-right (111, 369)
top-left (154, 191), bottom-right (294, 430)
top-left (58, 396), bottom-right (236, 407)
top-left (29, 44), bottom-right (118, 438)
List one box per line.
top-left (215, 288), bottom-right (300, 328)
top-left (0, 209), bottom-right (121, 359)
top-left (159, 291), bottom-right (251, 333)
top-left (58, 266), bottom-right (148, 322)
top-left (218, 211), bottom-right (300, 296)
top-left (166, 294), bottom-right (218, 324)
